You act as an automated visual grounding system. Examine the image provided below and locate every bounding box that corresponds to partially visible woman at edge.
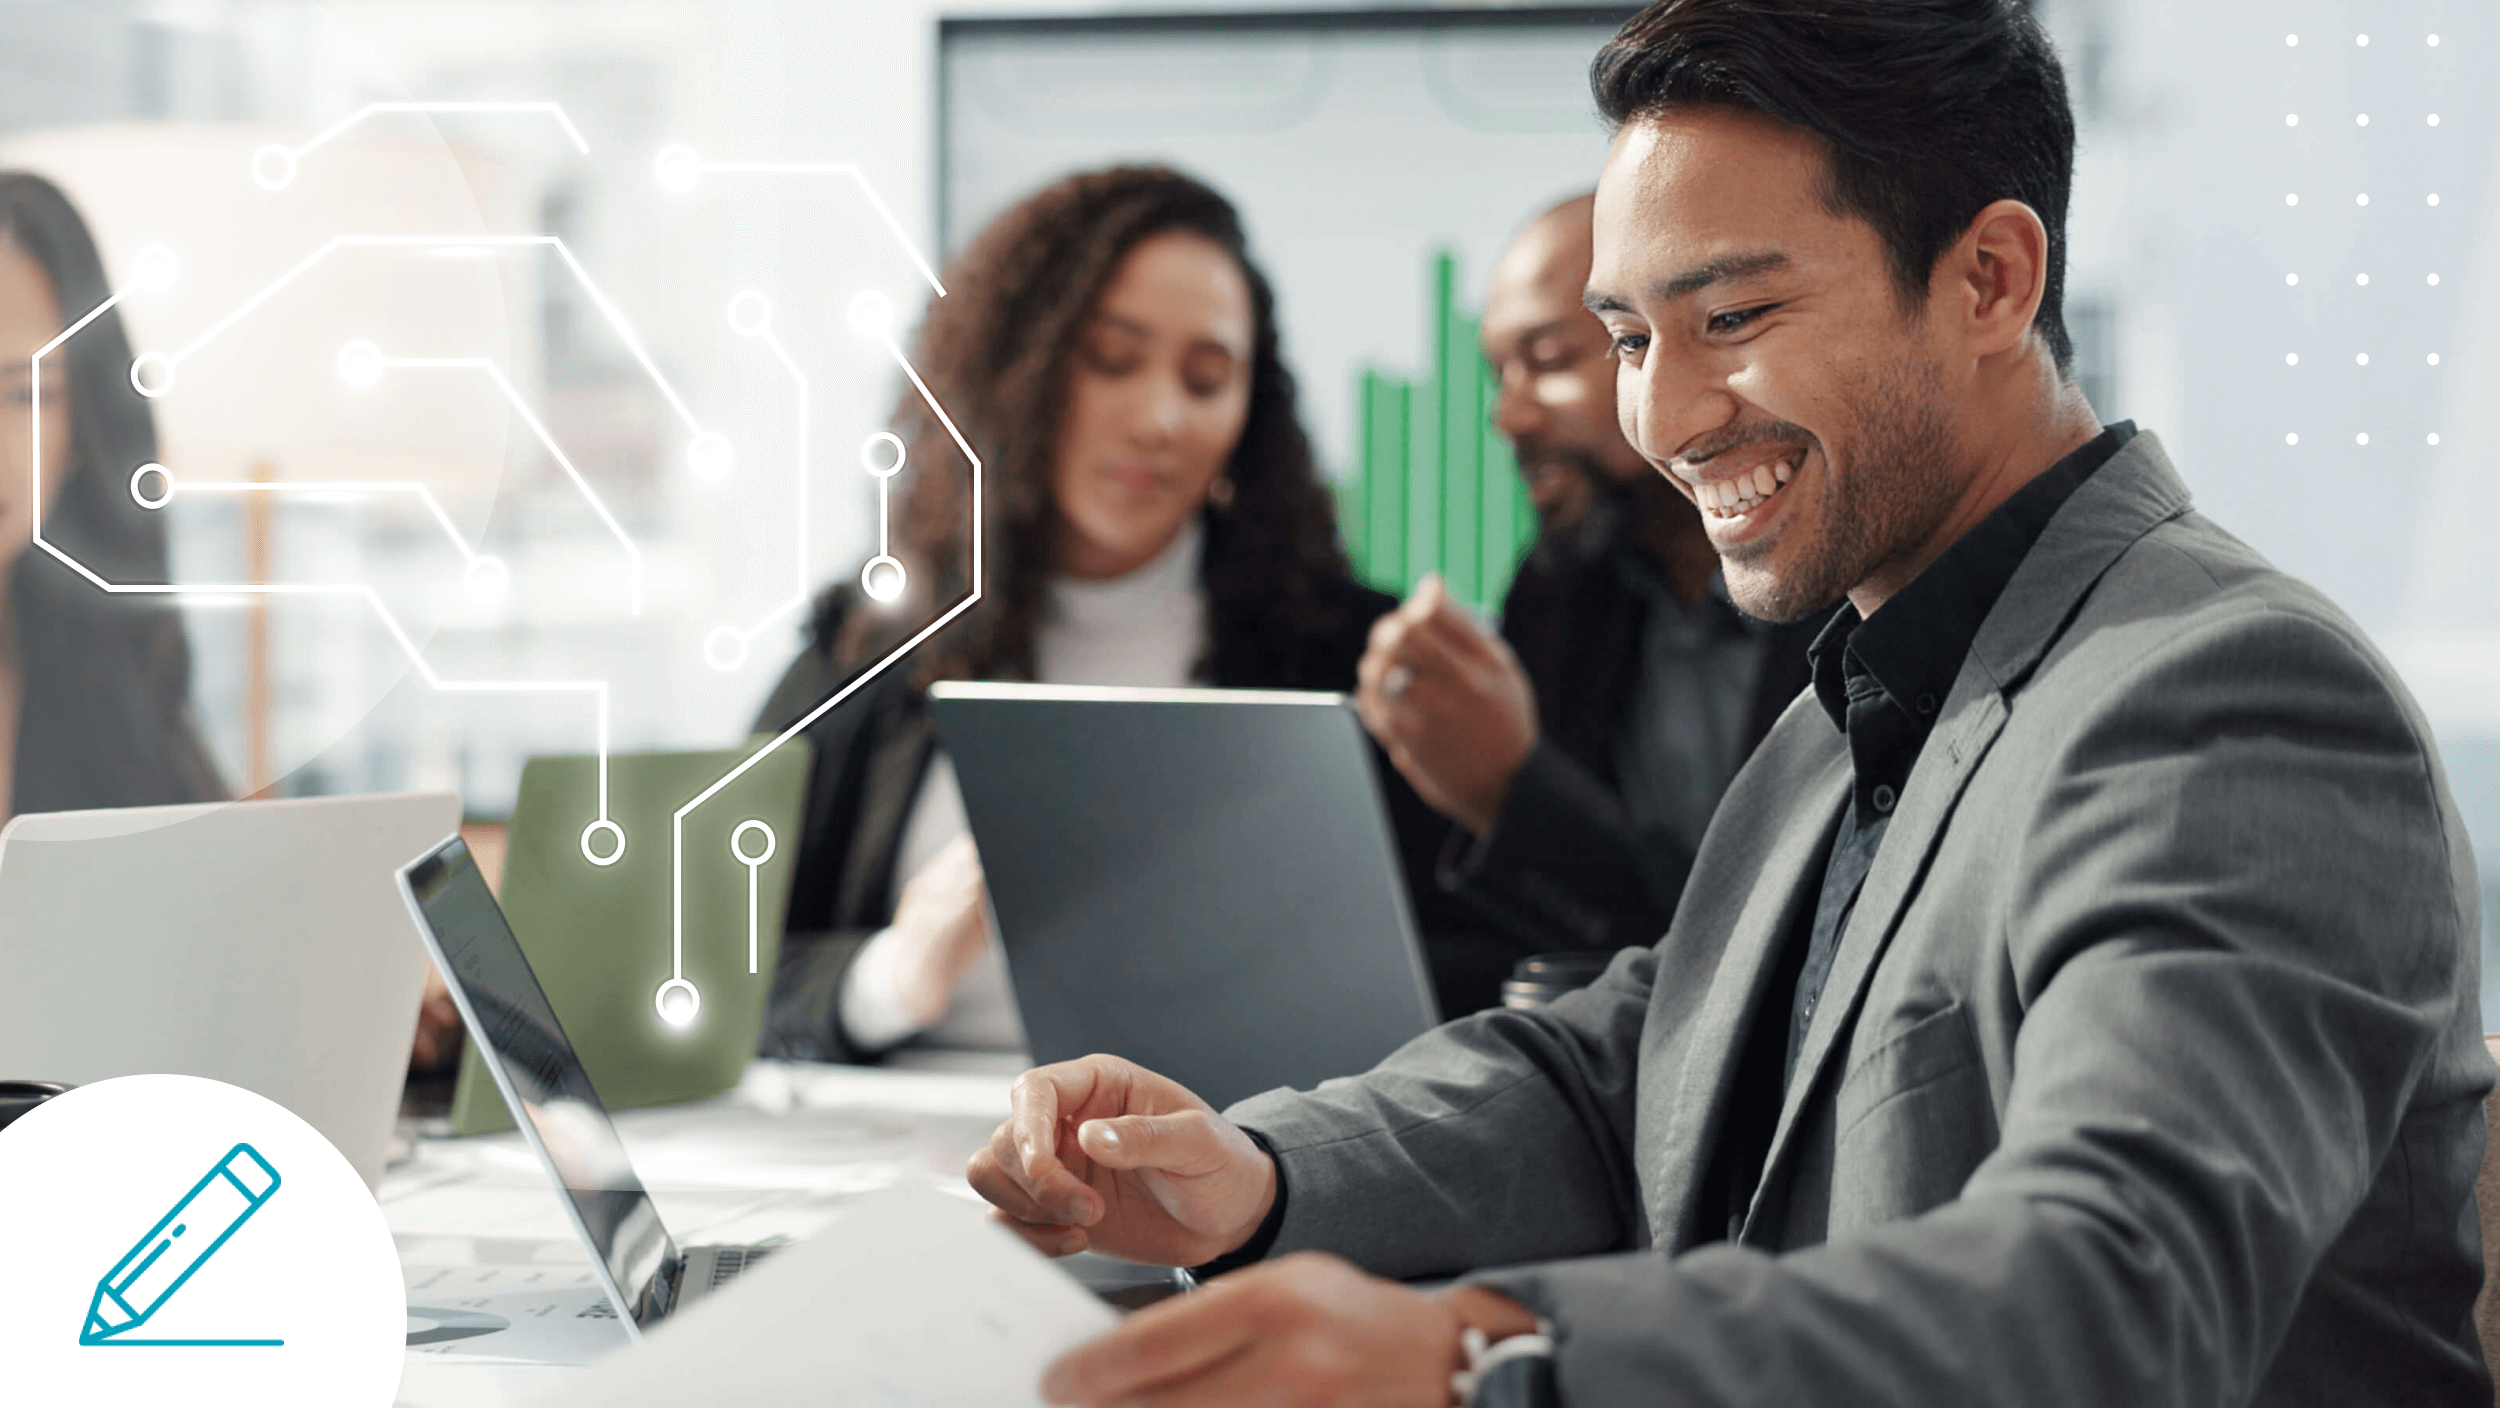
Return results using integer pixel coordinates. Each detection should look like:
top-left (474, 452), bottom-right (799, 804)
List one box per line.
top-left (0, 171), bottom-right (225, 818)
top-left (752, 167), bottom-right (1495, 1063)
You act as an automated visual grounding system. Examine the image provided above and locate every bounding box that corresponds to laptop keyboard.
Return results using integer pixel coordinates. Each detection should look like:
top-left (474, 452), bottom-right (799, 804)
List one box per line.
top-left (708, 1245), bottom-right (777, 1289)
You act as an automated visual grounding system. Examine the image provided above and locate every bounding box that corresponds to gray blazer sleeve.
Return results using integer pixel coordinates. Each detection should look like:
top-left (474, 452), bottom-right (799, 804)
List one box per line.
top-left (1244, 605), bottom-right (2484, 1407)
top-left (1437, 740), bottom-right (1685, 952)
top-left (1466, 610), bottom-right (2483, 1406)
top-left (1227, 945), bottom-right (1659, 1278)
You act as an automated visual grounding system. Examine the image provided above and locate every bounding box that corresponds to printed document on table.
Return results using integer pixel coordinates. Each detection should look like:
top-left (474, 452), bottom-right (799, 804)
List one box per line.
top-left (403, 1263), bottom-right (628, 1366)
top-left (527, 1181), bottom-right (1120, 1407)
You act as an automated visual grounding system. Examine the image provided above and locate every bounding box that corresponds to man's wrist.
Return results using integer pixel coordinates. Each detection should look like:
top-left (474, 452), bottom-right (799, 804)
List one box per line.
top-left (1442, 1286), bottom-right (1555, 1407)
top-left (1453, 742), bottom-right (1533, 836)
top-left (1442, 1284), bottom-right (1542, 1342)
top-left (1189, 1128), bottom-right (1288, 1278)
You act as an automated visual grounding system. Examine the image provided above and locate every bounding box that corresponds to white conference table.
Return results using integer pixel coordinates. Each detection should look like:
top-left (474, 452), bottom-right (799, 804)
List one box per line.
top-left (384, 1056), bottom-right (1031, 1408)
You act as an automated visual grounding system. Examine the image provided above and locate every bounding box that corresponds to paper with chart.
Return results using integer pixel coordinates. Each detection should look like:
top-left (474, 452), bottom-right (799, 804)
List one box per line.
top-left (526, 1180), bottom-right (1120, 1407)
top-left (403, 1263), bottom-right (629, 1365)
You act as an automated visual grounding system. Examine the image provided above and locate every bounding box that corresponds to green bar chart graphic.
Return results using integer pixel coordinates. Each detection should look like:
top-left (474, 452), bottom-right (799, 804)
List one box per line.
top-left (1339, 250), bottom-right (1533, 612)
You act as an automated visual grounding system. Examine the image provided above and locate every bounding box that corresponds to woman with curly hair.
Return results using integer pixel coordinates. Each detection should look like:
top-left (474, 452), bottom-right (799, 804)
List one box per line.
top-left (751, 166), bottom-right (1490, 1062)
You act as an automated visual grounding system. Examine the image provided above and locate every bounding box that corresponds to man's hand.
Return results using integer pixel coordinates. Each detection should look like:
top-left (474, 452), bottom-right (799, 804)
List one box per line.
top-left (1041, 1253), bottom-right (1542, 1407)
top-left (1355, 574), bottom-right (1539, 836)
top-left (966, 1054), bottom-right (1276, 1266)
top-left (886, 834), bottom-right (991, 1027)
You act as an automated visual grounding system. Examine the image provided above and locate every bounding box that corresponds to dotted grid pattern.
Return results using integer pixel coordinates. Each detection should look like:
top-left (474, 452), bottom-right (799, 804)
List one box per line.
top-left (2272, 24), bottom-right (2456, 452)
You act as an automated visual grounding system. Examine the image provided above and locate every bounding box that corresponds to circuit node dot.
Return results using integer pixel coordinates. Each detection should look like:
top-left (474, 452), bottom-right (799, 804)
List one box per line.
top-left (654, 978), bottom-right (701, 1026)
top-left (129, 463), bottom-right (175, 510)
top-left (653, 144), bottom-right (703, 193)
top-left (861, 555), bottom-right (907, 602)
top-left (249, 144), bottom-right (297, 191)
top-left (465, 556), bottom-right (510, 604)
top-left (581, 818), bottom-right (627, 867)
top-left (725, 290), bottom-right (772, 336)
top-left (337, 339), bottom-right (385, 389)
top-left (848, 290), bottom-right (895, 340)
top-left (731, 820), bottom-right (777, 866)
top-left (702, 627), bottom-right (749, 673)
top-left (861, 431), bottom-right (906, 479)
top-left (688, 431), bottom-right (733, 480)
top-left (129, 352), bottom-right (175, 399)
top-left (130, 244), bottom-right (179, 294)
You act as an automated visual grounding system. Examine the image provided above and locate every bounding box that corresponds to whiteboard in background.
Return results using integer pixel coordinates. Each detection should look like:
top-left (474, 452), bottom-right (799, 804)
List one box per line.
top-left (942, 8), bottom-right (1631, 498)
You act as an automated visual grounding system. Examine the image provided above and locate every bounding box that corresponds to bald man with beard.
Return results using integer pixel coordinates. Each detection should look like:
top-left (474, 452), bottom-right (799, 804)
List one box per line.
top-left (1355, 194), bottom-right (1824, 957)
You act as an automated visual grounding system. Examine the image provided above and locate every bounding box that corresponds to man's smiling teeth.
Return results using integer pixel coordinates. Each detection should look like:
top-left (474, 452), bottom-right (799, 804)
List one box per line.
top-left (1698, 455), bottom-right (1797, 518)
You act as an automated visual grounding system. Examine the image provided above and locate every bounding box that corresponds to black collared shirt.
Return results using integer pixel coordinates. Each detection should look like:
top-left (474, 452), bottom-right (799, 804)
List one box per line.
top-left (1611, 559), bottom-right (1766, 861)
top-left (1702, 421), bottom-right (2136, 1242)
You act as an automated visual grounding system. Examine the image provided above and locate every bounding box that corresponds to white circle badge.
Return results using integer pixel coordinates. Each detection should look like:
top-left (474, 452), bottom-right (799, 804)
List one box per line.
top-left (0, 1074), bottom-right (404, 1405)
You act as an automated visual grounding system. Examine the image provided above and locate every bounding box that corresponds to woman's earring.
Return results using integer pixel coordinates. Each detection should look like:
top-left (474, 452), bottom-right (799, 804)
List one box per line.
top-left (1207, 476), bottom-right (1236, 512)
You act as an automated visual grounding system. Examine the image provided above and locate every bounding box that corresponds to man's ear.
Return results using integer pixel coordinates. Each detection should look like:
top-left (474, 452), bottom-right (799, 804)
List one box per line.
top-left (1944, 198), bottom-right (2051, 359)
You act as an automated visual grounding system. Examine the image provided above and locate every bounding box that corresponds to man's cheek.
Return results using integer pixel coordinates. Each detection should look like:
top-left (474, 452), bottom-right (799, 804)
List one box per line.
top-left (1614, 363), bottom-right (1644, 455)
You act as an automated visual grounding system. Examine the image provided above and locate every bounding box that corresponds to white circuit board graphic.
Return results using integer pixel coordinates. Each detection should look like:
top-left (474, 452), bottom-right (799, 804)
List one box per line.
top-left (28, 103), bottom-right (983, 1029)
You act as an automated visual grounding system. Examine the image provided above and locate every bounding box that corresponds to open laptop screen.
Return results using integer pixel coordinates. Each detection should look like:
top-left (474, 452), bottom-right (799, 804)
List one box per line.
top-left (400, 837), bottom-right (677, 1333)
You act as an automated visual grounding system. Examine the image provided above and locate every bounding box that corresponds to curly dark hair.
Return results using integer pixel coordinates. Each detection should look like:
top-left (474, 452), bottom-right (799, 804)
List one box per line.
top-left (819, 165), bottom-right (1354, 683)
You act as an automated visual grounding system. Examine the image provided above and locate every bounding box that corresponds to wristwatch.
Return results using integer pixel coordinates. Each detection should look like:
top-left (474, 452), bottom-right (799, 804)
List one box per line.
top-left (1452, 1321), bottom-right (1560, 1408)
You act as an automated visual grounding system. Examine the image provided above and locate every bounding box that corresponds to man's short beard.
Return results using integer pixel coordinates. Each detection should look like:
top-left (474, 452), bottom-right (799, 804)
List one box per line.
top-left (1726, 355), bottom-right (1961, 624)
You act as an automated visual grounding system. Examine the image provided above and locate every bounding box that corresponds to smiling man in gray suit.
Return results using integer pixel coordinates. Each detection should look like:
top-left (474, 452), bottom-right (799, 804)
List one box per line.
top-left (967, 2), bottom-right (2492, 1404)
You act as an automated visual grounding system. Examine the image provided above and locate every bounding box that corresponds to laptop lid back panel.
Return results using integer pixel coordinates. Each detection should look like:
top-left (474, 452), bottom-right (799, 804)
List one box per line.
top-left (402, 837), bottom-right (677, 1336)
top-left (0, 793), bottom-right (456, 1190)
top-left (932, 685), bottom-right (1437, 1110)
top-left (448, 742), bottom-right (811, 1135)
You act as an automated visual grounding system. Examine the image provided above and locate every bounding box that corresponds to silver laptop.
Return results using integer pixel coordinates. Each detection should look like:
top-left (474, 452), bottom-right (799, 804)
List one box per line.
top-left (398, 834), bottom-right (776, 1339)
top-left (927, 682), bottom-right (1439, 1110)
top-left (0, 793), bottom-right (458, 1189)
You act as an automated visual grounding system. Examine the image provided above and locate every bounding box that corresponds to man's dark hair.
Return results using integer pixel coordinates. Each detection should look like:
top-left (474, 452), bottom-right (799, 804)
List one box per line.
top-left (1592, 0), bottom-right (2077, 369)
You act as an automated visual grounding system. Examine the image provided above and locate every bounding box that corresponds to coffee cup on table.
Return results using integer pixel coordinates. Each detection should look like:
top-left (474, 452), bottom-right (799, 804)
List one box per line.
top-left (0, 1079), bottom-right (73, 1133)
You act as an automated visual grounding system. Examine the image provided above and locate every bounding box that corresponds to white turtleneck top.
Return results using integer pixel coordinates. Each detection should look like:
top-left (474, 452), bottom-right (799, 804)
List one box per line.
top-left (839, 521), bottom-right (1209, 1052)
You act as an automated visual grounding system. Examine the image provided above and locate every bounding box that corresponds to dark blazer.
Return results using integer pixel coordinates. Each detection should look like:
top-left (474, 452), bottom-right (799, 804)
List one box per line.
top-left (1229, 431), bottom-right (2492, 1404)
top-left (752, 570), bottom-right (1530, 1061)
top-left (1437, 542), bottom-right (1823, 952)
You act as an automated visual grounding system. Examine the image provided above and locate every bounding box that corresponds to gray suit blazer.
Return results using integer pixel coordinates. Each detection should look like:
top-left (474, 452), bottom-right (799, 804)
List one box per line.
top-left (1230, 433), bottom-right (2491, 1406)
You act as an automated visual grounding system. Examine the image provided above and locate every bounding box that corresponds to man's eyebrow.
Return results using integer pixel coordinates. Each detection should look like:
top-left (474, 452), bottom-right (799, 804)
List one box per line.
top-left (1584, 250), bottom-right (1793, 314)
top-left (1659, 250), bottom-right (1790, 301)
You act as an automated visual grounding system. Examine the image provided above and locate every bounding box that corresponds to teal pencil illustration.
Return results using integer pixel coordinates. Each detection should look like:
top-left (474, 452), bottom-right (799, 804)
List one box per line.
top-left (80, 1142), bottom-right (283, 1347)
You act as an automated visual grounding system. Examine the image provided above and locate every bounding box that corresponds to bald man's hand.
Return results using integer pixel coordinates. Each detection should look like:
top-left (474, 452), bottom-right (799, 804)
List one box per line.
top-left (1356, 575), bottom-right (1539, 836)
top-left (966, 1055), bottom-right (1277, 1266)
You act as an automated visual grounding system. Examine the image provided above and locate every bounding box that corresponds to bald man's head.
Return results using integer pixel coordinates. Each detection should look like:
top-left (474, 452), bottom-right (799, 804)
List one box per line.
top-left (1480, 193), bottom-right (1657, 534)
top-left (1491, 194), bottom-right (1599, 311)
